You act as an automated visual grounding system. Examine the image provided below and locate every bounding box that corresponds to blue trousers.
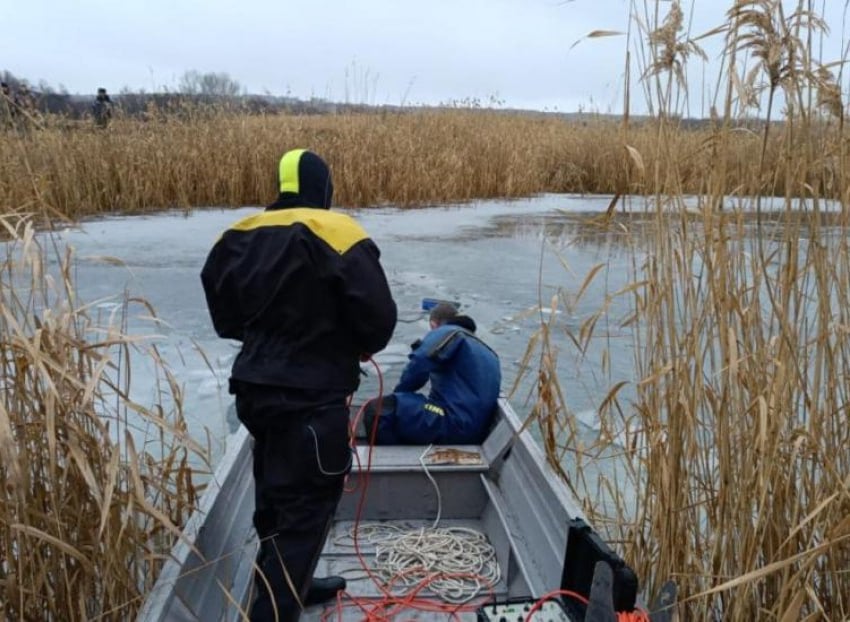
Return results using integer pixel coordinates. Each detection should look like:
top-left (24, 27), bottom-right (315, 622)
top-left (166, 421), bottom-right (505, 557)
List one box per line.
top-left (364, 393), bottom-right (468, 444)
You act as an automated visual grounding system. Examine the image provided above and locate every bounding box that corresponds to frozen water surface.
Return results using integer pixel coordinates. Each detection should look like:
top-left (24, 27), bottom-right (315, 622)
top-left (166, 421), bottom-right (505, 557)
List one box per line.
top-left (49, 193), bottom-right (645, 466)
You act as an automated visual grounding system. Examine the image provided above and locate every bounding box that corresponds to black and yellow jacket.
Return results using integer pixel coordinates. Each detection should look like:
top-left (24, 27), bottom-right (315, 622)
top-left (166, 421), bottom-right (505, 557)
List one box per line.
top-left (201, 149), bottom-right (397, 394)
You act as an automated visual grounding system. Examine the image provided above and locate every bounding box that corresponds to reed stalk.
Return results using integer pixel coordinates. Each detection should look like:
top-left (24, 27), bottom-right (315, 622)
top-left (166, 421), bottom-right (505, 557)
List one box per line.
top-left (520, 1), bottom-right (850, 618)
top-left (0, 216), bottom-right (209, 620)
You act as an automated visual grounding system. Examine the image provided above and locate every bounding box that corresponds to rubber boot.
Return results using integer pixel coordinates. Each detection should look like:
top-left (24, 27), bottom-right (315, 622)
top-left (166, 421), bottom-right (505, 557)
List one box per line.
top-left (304, 576), bottom-right (347, 606)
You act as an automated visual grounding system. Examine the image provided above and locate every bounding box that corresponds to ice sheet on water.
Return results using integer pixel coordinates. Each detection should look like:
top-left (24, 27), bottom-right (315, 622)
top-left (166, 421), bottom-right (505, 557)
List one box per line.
top-left (40, 194), bottom-right (644, 470)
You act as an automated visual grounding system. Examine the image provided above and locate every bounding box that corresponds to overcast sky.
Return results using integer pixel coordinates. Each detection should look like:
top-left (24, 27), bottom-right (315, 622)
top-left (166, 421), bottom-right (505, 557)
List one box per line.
top-left (3, 1), bottom-right (848, 115)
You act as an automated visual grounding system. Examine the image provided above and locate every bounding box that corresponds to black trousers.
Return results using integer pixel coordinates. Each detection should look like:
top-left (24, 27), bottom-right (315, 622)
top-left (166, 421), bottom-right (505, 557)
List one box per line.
top-left (235, 386), bottom-right (351, 622)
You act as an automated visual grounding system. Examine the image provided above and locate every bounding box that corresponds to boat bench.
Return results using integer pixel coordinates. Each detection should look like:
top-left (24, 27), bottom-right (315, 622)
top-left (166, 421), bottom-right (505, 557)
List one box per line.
top-left (338, 443), bottom-right (490, 521)
top-left (352, 442), bottom-right (490, 472)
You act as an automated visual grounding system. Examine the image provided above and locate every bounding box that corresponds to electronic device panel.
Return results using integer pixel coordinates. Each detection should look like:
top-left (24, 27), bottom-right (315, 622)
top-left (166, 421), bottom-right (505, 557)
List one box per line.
top-left (476, 597), bottom-right (573, 622)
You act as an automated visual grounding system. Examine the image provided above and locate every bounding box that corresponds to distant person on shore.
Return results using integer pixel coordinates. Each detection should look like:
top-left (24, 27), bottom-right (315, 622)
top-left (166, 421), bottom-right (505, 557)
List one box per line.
top-left (92, 88), bottom-right (113, 128)
top-left (363, 303), bottom-right (501, 444)
top-left (201, 148), bottom-right (397, 621)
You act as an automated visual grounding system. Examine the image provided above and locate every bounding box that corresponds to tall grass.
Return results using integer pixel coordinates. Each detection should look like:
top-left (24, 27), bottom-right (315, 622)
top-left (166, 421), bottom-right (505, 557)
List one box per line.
top-left (0, 216), bottom-right (209, 620)
top-left (0, 103), bottom-right (837, 221)
top-left (523, 0), bottom-right (850, 619)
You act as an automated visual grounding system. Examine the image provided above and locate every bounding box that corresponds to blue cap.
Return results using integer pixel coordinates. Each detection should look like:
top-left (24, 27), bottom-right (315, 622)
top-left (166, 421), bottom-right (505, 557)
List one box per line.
top-left (421, 298), bottom-right (461, 311)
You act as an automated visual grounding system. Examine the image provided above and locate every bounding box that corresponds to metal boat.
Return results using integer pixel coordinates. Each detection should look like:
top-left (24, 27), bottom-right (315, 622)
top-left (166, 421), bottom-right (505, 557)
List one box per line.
top-left (138, 397), bottom-right (672, 621)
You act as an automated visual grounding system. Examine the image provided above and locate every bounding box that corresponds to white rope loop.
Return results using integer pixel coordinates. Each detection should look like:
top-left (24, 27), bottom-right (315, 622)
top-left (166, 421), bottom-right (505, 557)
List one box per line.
top-left (353, 523), bottom-right (501, 604)
top-left (337, 445), bottom-right (499, 603)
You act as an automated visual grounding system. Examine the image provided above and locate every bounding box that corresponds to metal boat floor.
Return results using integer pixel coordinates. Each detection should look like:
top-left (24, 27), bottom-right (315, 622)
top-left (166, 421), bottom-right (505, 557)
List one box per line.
top-left (140, 402), bottom-right (586, 622)
top-left (301, 518), bottom-right (507, 621)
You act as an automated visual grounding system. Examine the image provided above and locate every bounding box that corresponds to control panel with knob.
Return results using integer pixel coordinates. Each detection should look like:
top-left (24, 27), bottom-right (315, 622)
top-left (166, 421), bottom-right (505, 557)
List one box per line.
top-left (475, 598), bottom-right (573, 622)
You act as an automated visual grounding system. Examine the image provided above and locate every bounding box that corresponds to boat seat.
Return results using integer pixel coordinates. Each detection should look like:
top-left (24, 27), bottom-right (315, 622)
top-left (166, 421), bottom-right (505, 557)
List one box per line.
top-left (341, 443), bottom-right (491, 520)
top-left (352, 443), bottom-right (490, 473)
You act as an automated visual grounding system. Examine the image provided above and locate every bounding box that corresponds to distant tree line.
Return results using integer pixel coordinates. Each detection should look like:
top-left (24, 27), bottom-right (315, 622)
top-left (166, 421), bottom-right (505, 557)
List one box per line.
top-left (0, 69), bottom-right (351, 120)
top-left (3, 68), bottom-right (751, 129)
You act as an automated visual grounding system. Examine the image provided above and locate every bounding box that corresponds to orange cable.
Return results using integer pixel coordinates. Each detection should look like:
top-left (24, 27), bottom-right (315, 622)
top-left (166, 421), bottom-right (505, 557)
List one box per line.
top-left (339, 362), bottom-right (650, 622)
top-left (524, 589), bottom-right (650, 622)
top-left (330, 359), bottom-right (499, 620)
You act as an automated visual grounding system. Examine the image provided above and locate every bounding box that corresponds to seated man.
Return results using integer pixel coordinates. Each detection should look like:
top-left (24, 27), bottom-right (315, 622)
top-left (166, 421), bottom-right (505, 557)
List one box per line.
top-left (364, 303), bottom-right (501, 444)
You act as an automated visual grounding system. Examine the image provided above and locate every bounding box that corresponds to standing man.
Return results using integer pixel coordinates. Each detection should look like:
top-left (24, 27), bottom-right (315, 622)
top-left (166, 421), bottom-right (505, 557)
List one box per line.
top-left (201, 149), bottom-right (397, 621)
top-left (364, 303), bottom-right (500, 445)
top-left (92, 87), bottom-right (113, 128)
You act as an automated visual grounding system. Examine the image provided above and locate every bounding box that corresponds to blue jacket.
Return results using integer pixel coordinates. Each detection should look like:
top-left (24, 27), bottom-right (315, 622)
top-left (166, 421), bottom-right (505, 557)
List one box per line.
top-left (393, 324), bottom-right (501, 442)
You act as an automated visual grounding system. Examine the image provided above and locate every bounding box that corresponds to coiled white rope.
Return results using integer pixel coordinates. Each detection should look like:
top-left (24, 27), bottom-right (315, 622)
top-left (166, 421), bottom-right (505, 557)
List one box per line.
top-left (353, 522), bottom-right (501, 604)
top-left (338, 445), bottom-right (500, 604)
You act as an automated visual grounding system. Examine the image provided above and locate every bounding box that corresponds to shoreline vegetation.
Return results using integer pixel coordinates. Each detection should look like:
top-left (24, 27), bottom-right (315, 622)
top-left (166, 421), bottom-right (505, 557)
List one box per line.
top-left (0, 107), bottom-right (843, 222)
top-left (2, 0), bottom-right (850, 619)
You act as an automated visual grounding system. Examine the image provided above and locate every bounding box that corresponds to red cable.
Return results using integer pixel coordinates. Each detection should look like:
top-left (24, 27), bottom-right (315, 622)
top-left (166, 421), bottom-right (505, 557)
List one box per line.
top-left (338, 363), bottom-right (649, 622)
top-left (524, 589), bottom-right (650, 622)
top-left (343, 399), bottom-right (371, 494)
top-left (348, 358), bottom-right (395, 606)
top-left (329, 358), bottom-right (498, 620)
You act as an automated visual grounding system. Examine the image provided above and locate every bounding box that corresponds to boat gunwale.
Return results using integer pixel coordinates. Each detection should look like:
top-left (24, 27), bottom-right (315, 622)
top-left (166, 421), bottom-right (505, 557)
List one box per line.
top-left (138, 397), bottom-right (592, 620)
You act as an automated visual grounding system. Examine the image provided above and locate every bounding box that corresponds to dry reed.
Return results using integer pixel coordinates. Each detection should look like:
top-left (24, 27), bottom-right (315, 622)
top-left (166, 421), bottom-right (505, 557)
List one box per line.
top-left (0, 104), bottom-right (838, 222)
top-left (516, 0), bottom-right (850, 619)
top-left (0, 215), bottom-right (209, 620)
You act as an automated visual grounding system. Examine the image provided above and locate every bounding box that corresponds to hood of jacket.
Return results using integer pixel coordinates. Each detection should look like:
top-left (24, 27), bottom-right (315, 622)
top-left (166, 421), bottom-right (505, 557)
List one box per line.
top-left (267, 149), bottom-right (334, 210)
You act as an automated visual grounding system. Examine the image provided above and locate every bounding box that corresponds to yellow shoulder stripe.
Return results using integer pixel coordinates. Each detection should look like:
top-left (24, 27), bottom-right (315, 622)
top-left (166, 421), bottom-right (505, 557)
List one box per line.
top-left (229, 208), bottom-right (369, 254)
